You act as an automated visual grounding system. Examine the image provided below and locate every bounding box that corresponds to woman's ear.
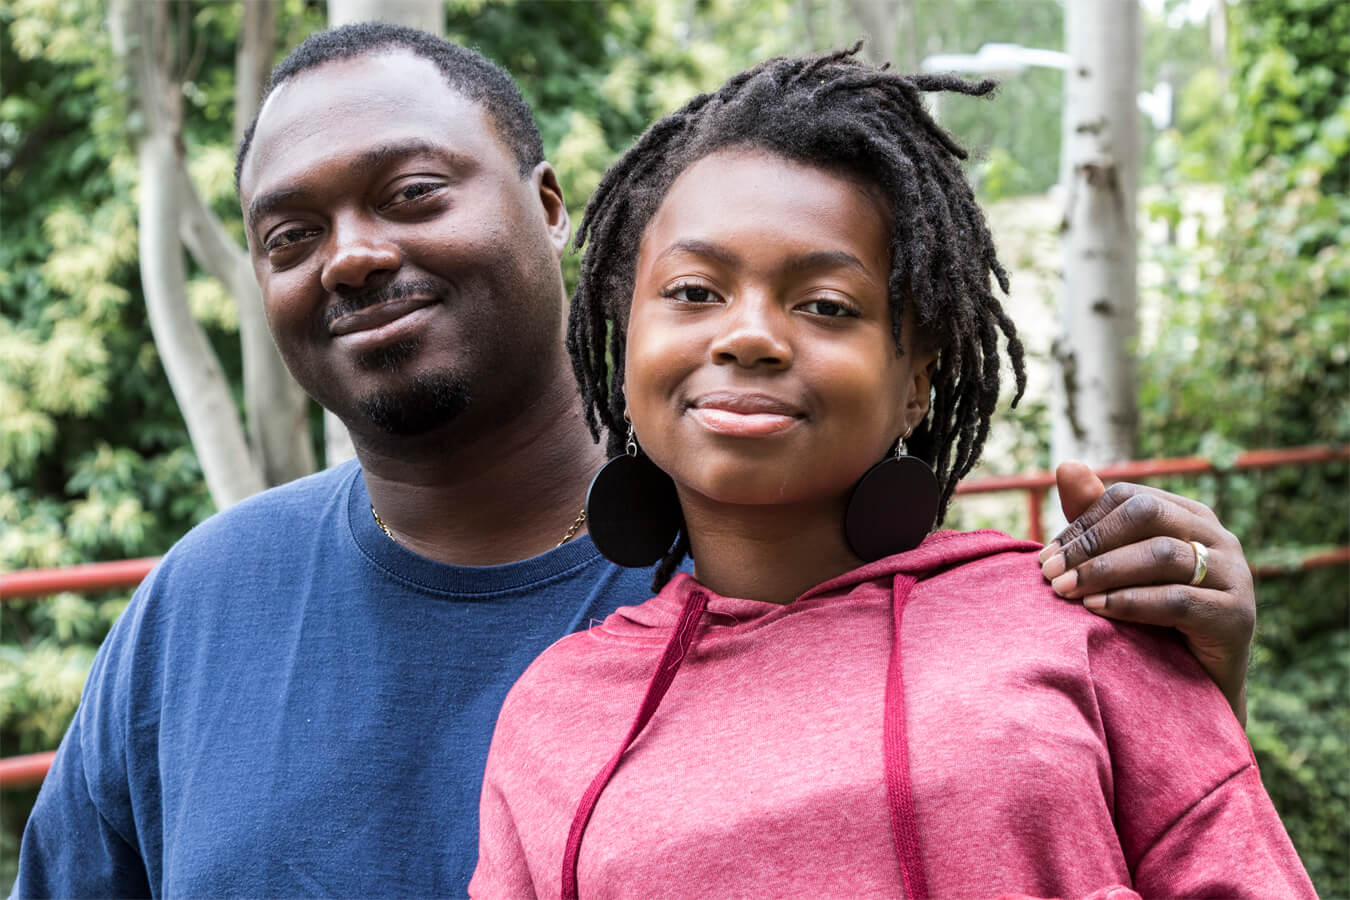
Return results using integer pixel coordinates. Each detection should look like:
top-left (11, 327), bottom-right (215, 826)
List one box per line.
top-left (904, 351), bottom-right (939, 434)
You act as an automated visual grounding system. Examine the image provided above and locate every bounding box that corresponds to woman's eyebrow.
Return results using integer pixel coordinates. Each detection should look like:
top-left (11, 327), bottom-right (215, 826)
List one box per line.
top-left (654, 241), bottom-right (869, 277)
top-left (779, 249), bottom-right (870, 276)
top-left (654, 239), bottom-right (741, 267)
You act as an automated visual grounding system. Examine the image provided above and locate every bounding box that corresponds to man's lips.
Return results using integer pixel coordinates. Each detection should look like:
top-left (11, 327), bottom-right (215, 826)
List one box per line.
top-left (327, 296), bottom-right (437, 337)
top-left (687, 391), bottom-right (805, 437)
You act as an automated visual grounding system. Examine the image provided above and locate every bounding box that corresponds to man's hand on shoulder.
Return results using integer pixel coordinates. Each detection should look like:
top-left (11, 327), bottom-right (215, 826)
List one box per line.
top-left (1038, 461), bottom-right (1256, 726)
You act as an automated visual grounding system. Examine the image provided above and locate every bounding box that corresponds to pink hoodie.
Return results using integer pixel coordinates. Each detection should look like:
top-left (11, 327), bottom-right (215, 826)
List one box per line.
top-left (472, 531), bottom-right (1313, 898)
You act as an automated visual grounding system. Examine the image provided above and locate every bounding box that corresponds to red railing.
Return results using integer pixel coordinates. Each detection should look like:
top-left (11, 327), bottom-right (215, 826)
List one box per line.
top-left (2, 443), bottom-right (1346, 789)
top-left (953, 444), bottom-right (1350, 546)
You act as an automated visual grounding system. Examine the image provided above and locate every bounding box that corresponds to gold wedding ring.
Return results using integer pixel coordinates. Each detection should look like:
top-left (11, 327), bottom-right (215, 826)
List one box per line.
top-left (1188, 540), bottom-right (1210, 586)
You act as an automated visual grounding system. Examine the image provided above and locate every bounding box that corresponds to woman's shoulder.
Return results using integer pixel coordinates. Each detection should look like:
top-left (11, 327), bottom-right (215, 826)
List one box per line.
top-left (910, 540), bottom-right (1230, 713)
top-left (494, 600), bottom-right (668, 735)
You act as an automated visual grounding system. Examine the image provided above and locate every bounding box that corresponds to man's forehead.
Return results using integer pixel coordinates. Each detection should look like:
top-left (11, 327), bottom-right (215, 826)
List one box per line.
top-left (241, 51), bottom-right (493, 194)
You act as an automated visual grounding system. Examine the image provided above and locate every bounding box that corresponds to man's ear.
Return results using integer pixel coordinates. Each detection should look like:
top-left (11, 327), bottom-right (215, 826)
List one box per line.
top-left (533, 161), bottom-right (571, 255)
top-left (904, 352), bottom-right (939, 434)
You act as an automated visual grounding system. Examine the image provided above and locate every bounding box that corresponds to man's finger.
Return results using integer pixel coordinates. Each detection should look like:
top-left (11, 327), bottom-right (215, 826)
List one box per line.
top-left (1043, 480), bottom-right (1220, 560)
top-left (1042, 492), bottom-right (1216, 575)
top-left (1054, 460), bottom-right (1106, 523)
top-left (1078, 585), bottom-right (1255, 672)
top-left (1047, 536), bottom-right (1222, 599)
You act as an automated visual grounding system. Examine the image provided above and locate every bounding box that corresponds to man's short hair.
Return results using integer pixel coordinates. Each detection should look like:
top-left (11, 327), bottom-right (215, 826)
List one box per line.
top-left (234, 22), bottom-right (545, 190)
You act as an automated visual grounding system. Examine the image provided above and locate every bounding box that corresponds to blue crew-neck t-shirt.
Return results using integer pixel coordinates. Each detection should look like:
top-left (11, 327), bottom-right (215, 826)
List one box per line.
top-left (14, 461), bottom-right (661, 898)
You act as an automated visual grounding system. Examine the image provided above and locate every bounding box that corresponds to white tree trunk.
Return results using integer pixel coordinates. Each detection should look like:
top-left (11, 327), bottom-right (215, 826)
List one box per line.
top-left (324, 410), bottom-right (357, 467)
top-left (328, 0), bottom-right (444, 33)
top-left (111, 0), bottom-right (265, 508)
top-left (229, 0), bottom-right (316, 484)
top-left (1051, 0), bottom-right (1140, 469)
top-left (845, 0), bottom-right (899, 67)
top-left (139, 133), bottom-right (266, 507)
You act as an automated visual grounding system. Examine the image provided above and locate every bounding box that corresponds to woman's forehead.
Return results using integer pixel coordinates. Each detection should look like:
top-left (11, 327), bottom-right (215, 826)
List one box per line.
top-left (638, 149), bottom-right (892, 271)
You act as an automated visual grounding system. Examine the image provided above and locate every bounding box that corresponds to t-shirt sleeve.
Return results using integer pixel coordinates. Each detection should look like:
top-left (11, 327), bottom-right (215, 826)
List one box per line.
top-left (12, 575), bottom-right (160, 899)
top-left (1087, 620), bottom-right (1314, 897)
top-left (12, 712), bottom-right (151, 899)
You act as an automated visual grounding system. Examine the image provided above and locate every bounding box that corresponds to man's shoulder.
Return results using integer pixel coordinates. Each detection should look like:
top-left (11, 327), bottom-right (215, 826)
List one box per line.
top-left (168, 461), bottom-right (357, 558)
top-left (132, 462), bottom-right (359, 606)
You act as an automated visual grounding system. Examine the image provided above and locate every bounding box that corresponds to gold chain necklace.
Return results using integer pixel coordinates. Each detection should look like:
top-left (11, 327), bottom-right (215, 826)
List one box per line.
top-left (371, 504), bottom-right (587, 549)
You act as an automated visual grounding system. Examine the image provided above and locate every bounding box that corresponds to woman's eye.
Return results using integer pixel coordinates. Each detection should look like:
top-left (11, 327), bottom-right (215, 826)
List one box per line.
top-left (667, 284), bottom-right (718, 303)
top-left (800, 299), bottom-right (857, 318)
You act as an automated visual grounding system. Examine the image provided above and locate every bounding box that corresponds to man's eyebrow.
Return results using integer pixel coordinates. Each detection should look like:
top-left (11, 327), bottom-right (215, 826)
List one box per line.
top-left (246, 139), bottom-right (452, 231)
top-left (351, 138), bottom-right (449, 172)
top-left (247, 187), bottom-right (308, 232)
top-left (655, 240), bottom-right (870, 277)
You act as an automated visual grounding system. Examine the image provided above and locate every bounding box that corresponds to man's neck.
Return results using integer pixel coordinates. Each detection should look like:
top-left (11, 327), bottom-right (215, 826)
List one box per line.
top-left (354, 383), bottom-right (606, 567)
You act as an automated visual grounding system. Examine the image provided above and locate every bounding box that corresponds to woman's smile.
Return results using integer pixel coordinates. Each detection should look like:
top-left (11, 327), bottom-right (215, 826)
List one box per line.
top-left (687, 391), bottom-right (806, 437)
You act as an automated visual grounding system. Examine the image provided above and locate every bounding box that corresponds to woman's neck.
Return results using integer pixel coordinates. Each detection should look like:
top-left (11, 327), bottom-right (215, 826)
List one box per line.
top-left (679, 491), bottom-right (863, 605)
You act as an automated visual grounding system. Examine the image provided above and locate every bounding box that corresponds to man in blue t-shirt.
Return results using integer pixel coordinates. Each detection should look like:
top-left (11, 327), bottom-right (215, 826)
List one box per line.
top-left (14, 24), bottom-right (1259, 899)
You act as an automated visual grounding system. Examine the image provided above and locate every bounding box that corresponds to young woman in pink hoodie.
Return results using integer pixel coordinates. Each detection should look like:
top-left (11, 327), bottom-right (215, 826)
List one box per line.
top-left (471, 50), bottom-right (1313, 899)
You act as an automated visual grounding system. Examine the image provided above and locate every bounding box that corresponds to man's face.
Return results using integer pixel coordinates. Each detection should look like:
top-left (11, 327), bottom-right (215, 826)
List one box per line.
top-left (238, 51), bottom-right (569, 440)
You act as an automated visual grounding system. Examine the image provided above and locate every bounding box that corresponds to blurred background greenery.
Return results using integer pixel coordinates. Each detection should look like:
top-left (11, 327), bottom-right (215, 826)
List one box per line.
top-left (2, 0), bottom-right (1346, 891)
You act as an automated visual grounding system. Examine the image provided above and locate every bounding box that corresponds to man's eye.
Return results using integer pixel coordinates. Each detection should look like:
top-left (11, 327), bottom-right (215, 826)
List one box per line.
top-left (389, 182), bottom-right (440, 205)
top-left (800, 299), bottom-right (857, 318)
top-left (666, 284), bottom-right (718, 303)
top-left (264, 228), bottom-right (315, 253)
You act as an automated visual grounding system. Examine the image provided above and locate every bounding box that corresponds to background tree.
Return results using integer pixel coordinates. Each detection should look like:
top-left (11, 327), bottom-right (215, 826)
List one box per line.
top-left (1052, 0), bottom-right (1140, 468)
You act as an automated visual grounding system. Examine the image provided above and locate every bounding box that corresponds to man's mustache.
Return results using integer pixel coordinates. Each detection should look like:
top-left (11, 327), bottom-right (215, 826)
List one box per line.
top-left (323, 278), bottom-right (445, 328)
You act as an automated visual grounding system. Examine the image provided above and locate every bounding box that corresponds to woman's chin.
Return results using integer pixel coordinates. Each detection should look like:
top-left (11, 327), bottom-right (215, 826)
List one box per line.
top-left (671, 473), bottom-right (854, 512)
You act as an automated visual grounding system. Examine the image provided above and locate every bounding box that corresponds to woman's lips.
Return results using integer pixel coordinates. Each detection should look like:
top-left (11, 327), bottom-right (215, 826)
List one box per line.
top-left (687, 392), bottom-right (805, 437)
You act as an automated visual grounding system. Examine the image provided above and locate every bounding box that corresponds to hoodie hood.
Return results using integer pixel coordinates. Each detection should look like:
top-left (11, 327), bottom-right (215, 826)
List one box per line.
top-left (801, 529), bottom-right (1042, 598)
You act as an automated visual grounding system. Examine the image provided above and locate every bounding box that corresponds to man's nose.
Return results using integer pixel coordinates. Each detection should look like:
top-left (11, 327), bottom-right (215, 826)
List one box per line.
top-left (708, 295), bottom-right (793, 369)
top-left (320, 215), bottom-right (401, 293)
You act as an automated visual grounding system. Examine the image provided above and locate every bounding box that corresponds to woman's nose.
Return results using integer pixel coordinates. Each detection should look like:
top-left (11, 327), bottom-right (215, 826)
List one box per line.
top-left (708, 296), bottom-right (793, 369)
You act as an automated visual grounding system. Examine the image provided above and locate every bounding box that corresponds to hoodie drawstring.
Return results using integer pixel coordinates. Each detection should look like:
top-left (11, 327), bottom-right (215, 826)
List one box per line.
top-left (562, 573), bottom-right (932, 899)
top-left (884, 573), bottom-right (929, 900)
top-left (561, 588), bottom-right (710, 899)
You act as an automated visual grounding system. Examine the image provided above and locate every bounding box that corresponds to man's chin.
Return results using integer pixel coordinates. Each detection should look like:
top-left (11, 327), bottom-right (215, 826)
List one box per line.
top-left (357, 372), bottom-right (470, 436)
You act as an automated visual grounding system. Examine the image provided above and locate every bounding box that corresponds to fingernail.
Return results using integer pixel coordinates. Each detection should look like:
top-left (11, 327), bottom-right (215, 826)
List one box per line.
top-left (1038, 541), bottom-right (1060, 564)
top-left (1040, 553), bottom-right (1066, 580)
top-left (1083, 593), bottom-right (1106, 610)
top-left (1051, 570), bottom-right (1077, 595)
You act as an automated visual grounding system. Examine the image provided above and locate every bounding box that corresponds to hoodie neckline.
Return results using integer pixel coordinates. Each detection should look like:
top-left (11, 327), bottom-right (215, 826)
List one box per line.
top-left (605, 529), bottom-right (1040, 640)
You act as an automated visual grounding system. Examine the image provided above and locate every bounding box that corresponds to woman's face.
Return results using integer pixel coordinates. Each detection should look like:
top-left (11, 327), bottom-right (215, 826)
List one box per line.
top-left (625, 149), bottom-right (935, 510)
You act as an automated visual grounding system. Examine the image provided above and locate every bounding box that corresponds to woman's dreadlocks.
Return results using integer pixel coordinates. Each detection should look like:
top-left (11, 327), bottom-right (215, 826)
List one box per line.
top-left (566, 46), bottom-right (1027, 589)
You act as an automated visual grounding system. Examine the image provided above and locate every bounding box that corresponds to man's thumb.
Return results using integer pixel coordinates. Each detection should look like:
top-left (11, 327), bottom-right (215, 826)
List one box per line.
top-left (1056, 460), bottom-right (1106, 523)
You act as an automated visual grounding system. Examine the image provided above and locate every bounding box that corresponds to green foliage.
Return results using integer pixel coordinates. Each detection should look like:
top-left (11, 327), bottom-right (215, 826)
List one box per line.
top-left (1136, 0), bottom-right (1349, 892)
top-left (0, 1), bottom-right (261, 884)
top-left (446, 0), bottom-right (800, 290)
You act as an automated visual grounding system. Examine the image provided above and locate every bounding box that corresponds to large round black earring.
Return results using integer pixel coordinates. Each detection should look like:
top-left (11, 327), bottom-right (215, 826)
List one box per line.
top-left (585, 425), bottom-right (683, 567)
top-left (844, 432), bottom-right (939, 561)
